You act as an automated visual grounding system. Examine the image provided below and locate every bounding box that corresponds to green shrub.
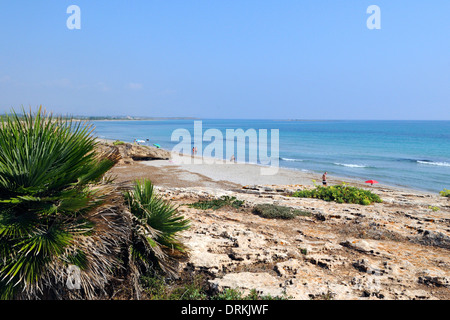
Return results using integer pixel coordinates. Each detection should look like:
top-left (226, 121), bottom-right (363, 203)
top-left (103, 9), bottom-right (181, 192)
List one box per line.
top-left (113, 140), bottom-right (125, 146)
top-left (253, 204), bottom-right (311, 219)
top-left (292, 185), bottom-right (382, 205)
top-left (440, 189), bottom-right (450, 198)
top-left (141, 274), bottom-right (207, 300)
top-left (299, 248), bottom-right (308, 255)
top-left (188, 196), bottom-right (244, 210)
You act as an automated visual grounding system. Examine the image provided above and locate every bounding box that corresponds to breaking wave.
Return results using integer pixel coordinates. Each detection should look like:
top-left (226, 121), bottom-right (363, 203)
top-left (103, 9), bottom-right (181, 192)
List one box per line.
top-left (417, 160), bottom-right (450, 167)
top-left (334, 163), bottom-right (369, 168)
top-left (280, 157), bottom-right (303, 162)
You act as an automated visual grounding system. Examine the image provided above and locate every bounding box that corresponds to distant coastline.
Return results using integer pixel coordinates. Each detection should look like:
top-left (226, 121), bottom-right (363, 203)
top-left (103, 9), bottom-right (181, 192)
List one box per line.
top-left (71, 116), bottom-right (201, 121)
top-left (0, 113), bottom-right (200, 121)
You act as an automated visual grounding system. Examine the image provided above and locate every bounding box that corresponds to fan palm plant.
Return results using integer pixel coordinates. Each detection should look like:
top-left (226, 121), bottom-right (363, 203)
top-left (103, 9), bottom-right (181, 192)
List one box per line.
top-left (0, 107), bottom-right (124, 299)
top-left (124, 179), bottom-right (190, 277)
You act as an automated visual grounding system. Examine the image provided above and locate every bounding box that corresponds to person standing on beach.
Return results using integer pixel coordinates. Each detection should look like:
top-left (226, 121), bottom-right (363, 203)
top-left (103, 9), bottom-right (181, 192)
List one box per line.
top-left (322, 172), bottom-right (328, 186)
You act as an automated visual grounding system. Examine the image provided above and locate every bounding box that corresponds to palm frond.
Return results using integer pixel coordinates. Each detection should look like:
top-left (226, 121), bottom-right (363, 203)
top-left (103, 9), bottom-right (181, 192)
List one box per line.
top-left (0, 107), bottom-right (125, 300)
top-left (124, 179), bottom-right (190, 276)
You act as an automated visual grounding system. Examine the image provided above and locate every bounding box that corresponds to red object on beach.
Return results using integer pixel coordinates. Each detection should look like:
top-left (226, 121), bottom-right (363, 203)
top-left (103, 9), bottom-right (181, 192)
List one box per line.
top-left (365, 180), bottom-right (379, 185)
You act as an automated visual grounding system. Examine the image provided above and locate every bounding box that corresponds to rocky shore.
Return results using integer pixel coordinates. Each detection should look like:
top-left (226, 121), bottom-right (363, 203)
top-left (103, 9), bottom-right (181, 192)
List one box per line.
top-left (157, 185), bottom-right (450, 300)
top-left (104, 141), bottom-right (450, 300)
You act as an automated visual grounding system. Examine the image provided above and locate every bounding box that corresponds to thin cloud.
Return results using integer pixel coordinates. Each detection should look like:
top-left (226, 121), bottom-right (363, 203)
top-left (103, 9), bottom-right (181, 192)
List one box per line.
top-left (128, 82), bottom-right (143, 90)
top-left (96, 82), bottom-right (111, 92)
top-left (0, 75), bottom-right (11, 83)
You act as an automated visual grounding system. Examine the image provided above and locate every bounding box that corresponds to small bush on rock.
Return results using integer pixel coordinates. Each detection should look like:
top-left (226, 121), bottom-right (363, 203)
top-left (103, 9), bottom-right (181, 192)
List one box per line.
top-left (253, 204), bottom-right (311, 220)
top-left (188, 196), bottom-right (244, 210)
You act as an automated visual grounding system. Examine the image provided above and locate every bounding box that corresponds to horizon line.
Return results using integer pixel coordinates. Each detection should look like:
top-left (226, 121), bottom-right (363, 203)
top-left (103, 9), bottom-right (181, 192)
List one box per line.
top-left (2, 112), bottom-right (449, 121)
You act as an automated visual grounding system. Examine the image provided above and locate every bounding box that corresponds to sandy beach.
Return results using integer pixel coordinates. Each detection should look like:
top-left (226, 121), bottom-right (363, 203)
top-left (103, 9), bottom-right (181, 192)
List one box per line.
top-left (111, 150), bottom-right (434, 196)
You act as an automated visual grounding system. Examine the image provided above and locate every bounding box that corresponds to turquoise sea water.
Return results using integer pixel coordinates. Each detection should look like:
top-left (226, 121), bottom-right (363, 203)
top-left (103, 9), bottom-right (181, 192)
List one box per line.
top-left (92, 120), bottom-right (450, 193)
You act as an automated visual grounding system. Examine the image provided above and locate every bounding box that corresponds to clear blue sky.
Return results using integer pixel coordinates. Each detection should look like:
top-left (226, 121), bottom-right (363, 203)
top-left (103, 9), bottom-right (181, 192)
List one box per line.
top-left (0, 1), bottom-right (449, 119)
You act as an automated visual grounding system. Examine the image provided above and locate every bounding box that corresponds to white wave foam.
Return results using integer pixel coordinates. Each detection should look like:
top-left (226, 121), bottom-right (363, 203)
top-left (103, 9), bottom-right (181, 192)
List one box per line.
top-left (334, 163), bottom-right (368, 168)
top-left (281, 157), bottom-right (303, 162)
top-left (417, 161), bottom-right (450, 167)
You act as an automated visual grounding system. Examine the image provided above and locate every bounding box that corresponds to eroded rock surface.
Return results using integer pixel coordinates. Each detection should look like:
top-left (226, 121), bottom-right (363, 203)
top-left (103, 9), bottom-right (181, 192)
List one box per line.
top-left (158, 185), bottom-right (450, 300)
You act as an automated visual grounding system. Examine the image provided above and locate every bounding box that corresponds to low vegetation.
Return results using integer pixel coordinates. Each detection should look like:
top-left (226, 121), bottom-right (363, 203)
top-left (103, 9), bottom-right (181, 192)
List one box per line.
top-left (188, 196), bottom-right (244, 210)
top-left (440, 188), bottom-right (450, 198)
top-left (253, 204), bottom-right (311, 220)
top-left (292, 184), bottom-right (382, 205)
top-left (113, 140), bottom-right (125, 146)
top-left (140, 274), bottom-right (289, 300)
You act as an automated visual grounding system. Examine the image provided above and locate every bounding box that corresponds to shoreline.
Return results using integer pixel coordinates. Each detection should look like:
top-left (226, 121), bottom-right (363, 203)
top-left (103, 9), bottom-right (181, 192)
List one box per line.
top-left (142, 155), bottom-right (436, 196)
top-left (98, 138), bottom-right (438, 196)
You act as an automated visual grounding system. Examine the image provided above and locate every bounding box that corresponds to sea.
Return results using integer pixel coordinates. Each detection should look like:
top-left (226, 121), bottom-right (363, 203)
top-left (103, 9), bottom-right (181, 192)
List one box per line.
top-left (92, 120), bottom-right (450, 194)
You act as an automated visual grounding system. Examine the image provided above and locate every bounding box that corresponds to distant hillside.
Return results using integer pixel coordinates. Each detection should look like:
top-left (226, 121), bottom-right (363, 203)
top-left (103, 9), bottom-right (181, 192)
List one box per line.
top-left (79, 116), bottom-right (200, 120)
top-left (1, 114), bottom-right (199, 121)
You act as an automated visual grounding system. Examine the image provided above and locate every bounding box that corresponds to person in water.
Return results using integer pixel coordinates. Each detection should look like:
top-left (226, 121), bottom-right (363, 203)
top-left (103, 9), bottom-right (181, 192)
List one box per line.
top-left (322, 172), bottom-right (328, 186)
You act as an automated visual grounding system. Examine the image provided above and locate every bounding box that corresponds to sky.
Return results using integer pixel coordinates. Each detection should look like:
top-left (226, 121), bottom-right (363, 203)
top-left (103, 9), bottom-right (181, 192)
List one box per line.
top-left (0, 1), bottom-right (449, 120)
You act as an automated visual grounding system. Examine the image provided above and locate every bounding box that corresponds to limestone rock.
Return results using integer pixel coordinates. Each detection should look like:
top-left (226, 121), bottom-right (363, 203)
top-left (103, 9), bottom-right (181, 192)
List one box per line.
top-left (116, 143), bottom-right (171, 161)
top-left (159, 185), bottom-right (449, 300)
top-left (96, 142), bottom-right (171, 164)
